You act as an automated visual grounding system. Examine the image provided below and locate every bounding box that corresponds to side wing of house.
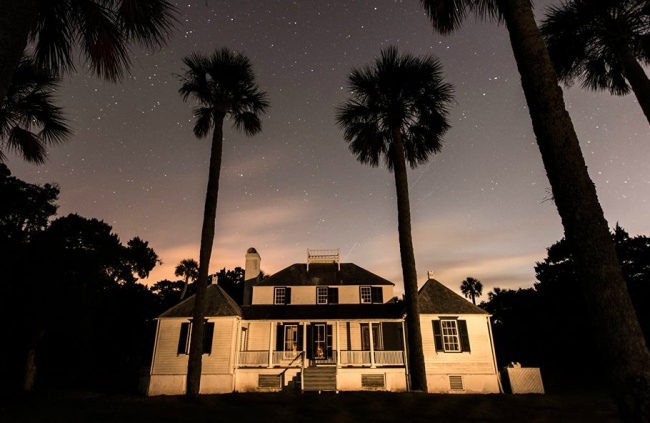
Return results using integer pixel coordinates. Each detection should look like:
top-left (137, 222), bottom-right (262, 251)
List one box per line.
top-left (147, 284), bottom-right (242, 395)
top-left (418, 279), bottom-right (500, 394)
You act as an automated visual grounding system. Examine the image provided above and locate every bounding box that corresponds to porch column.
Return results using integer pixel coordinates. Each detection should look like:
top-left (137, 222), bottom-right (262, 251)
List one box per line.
top-left (302, 321), bottom-right (307, 369)
top-left (336, 321), bottom-right (341, 368)
top-left (268, 322), bottom-right (274, 368)
top-left (369, 322), bottom-right (376, 368)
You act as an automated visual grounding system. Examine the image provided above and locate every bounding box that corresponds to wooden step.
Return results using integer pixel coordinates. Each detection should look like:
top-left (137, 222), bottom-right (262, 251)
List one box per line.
top-left (302, 367), bottom-right (337, 392)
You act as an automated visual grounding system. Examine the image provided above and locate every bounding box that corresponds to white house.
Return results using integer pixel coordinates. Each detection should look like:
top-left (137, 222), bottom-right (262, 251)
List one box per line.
top-left (145, 248), bottom-right (500, 395)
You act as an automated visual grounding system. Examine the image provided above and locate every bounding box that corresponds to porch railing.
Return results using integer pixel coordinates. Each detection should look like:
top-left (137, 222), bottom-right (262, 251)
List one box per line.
top-left (340, 350), bottom-right (372, 365)
top-left (272, 350), bottom-right (303, 366)
top-left (239, 349), bottom-right (404, 367)
top-left (238, 351), bottom-right (269, 366)
top-left (374, 350), bottom-right (404, 365)
top-left (340, 350), bottom-right (404, 366)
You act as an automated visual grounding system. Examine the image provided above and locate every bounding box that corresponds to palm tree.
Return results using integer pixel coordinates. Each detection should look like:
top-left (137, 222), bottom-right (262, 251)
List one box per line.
top-left (540, 0), bottom-right (650, 126)
top-left (420, 0), bottom-right (650, 420)
top-left (174, 258), bottom-right (198, 301)
top-left (0, 55), bottom-right (70, 164)
top-left (336, 46), bottom-right (454, 392)
top-left (460, 277), bottom-right (483, 305)
top-left (178, 48), bottom-right (269, 396)
top-left (0, 0), bottom-right (177, 105)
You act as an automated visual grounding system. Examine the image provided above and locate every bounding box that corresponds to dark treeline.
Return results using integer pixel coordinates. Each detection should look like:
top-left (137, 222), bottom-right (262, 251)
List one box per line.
top-left (0, 164), bottom-right (248, 394)
top-left (481, 225), bottom-right (650, 388)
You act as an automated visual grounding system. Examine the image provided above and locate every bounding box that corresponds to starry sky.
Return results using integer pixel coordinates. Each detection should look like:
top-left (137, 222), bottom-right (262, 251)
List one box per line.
top-left (9, 0), bottom-right (650, 298)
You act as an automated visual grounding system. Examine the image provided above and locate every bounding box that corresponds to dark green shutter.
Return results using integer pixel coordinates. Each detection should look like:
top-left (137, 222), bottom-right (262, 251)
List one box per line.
top-left (285, 287), bottom-right (291, 304)
top-left (203, 322), bottom-right (215, 354)
top-left (458, 320), bottom-right (471, 353)
top-left (297, 325), bottom-right (304, 352)
top-left (276, 323), bottom-right (284, 350)
top-left (177, 322), bottom-right (190, 354)
top-left (306, 325), bottom-right (313, 359)
top-left (326, 325), bottom-right (333, 358)
top-left (371, 287), bottom-right (383, 303)
top-left (328, 287), bottom-right (339, 304)
top-left (432, 320), bottom-right (443, 352)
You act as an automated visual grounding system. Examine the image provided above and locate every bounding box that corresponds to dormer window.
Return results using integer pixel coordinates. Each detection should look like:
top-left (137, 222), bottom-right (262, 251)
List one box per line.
top-left (360, 286), bottom-right (372, 303)
top-left (360, 286), bottom-right (383, 304)
top-left (317, 287), bottom-right (328, 304)
top-left (274, 287), bottom-right (291, 305)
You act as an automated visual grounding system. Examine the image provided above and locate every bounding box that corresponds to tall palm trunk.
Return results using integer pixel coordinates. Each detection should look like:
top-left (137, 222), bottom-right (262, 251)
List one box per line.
top-left (186, 113), bottom-right (225, 396)
top-left (617, 43), bottom-right (650, 126)
top-left (180, 275), bottom-right (190, 301)
top-left (500, 0), bottom-right (650, 420)
top-left (0, 0), bottom-right (38, 103)
top-left (391, 129), bottom-right (428, 392)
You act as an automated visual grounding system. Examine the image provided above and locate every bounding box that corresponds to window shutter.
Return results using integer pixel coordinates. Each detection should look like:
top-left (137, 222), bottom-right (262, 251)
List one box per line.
top-left (328, 287), bottom-right (339, 304)
top-left (432, 320), bottom-right (443, 352)
top-left (203, 322), bottom-right (215, 354)
top-left (326, 325), bottom-right (333, 358)
top-left (458, 320), bottom-right (471, 353)
top-left (371, 287), bottom-right (383, 303)
top-left (306, 325), bottom-right (313, 359)
top-left (285, 287), bottom-right (292, 304)
top-left (276, 323), bottom-right (284, 350)
top-left (297, 325), bottom-right (304, 351)
top-left (177, 322), bottom-right (190, 355)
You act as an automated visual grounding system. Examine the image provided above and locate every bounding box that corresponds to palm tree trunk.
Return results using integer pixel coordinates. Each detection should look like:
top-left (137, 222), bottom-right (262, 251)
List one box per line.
top-left (391, 129), bottom-right (428, 392)
top-left (617, 43), bottom-right (650, 127)
top-left (499, 0), bottom-right (650, 420)
top-left (186, 113), bottom-right (225, 397)
top-left (0, 0), bottom-right (38, 103)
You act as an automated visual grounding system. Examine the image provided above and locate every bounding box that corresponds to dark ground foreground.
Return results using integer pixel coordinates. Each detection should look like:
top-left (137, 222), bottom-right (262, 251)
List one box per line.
top-left (0, 389), bottom-right (619, 423)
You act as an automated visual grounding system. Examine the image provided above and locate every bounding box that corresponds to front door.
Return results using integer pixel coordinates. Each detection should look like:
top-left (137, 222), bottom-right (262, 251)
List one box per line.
top-left (307, 323), bottom-right (332, 363)
top-left (314, 324), bottom-right (326, 359)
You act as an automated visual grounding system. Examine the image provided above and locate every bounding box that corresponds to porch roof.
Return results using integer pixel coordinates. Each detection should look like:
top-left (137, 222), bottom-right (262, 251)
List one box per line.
top-left (241, 303), bottom-right (404, 320)
top-left (255, 262), bottom-right (394, 287)
top-left (418, 278), bottom-right (488, 315)
top-left (159, 284), bottom-right (242, 318)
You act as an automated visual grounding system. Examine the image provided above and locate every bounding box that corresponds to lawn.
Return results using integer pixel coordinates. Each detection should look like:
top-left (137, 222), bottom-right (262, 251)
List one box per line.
top-left (0, 390), bottom-right (619, 423)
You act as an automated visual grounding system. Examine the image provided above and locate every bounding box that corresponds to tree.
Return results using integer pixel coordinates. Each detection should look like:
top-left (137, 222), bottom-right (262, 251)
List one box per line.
top-left (540, 0), bottom-right (650, 125)
top-left (0, 56), bottom-right (70, 164)
top-left (460, 277), bottom-right (483, 305)
top-left (178, 48), bottom-right (269, 396)
top-left (175, 258), bottom-right (198, 301)
top-left (336, 46), bottom-right (454, 391)
top-left (0, 0), bottom-right (177, 106)
top-left (420, 1), bottom-right (650, 419)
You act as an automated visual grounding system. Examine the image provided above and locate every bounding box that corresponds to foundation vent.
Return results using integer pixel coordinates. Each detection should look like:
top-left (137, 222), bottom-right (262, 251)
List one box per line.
top-left (449, 375), bottom-right (464, 391)
top-left (361, 374), bottom-right (385, 389)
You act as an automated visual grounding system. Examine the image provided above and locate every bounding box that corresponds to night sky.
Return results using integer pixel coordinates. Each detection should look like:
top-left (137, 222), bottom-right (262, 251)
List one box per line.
top-left (9, 0), bottom-right (650, 297)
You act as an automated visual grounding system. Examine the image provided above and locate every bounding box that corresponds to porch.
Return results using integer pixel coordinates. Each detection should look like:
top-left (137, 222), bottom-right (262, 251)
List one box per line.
top-left (237, 320), bottom-right (407, 369)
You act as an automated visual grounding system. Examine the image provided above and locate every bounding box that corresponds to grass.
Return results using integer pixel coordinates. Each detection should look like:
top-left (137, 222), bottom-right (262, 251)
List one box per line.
top-left (0, 390), bottom-right (620, 423)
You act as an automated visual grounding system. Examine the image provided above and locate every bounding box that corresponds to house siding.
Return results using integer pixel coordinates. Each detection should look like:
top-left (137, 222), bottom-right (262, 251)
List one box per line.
top-left (420, 314), bottom-right (499, 393)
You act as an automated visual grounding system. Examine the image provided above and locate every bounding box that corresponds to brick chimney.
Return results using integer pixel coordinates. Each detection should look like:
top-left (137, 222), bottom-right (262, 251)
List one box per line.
top-left (243, 247), bottom-right (261, 305)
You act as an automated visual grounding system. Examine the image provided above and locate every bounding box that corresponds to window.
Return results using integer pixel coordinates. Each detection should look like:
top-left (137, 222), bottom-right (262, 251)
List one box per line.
top-left (284, 325), bottom-right (299, 357)
top-left (432, 319), bottom-right (471, 353)
top-left (360, 286), bottom-right (372, 303)
top-left (177, 320), bottom-right (214, 355)
top-left (441, 320), bottom-right (460, 352)
top-left (317, 287), bottom-right (328, 304)
top-left (274, 287), bottom-right (291, 304)
top-left (360, 286), bottom-right (382, 303)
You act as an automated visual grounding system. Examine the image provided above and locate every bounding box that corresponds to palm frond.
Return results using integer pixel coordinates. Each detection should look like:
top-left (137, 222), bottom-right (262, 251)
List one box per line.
top-left (337, 46), bottom-right (454, 170)
top-left (117, 0), bottom-right (178, 48)
top-left (419, 0), bottom-right (502, 35)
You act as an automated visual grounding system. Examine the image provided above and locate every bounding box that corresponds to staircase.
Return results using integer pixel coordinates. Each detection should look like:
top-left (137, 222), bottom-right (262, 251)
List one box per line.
top-left (302, 367), bottom-right (337, 392)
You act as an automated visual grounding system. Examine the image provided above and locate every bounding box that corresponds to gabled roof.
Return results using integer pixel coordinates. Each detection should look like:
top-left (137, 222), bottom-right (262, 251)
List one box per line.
top-left (418, 278), bottom-right (488, 315)
top-left (241, 303), bottom-right (404, 320)
top-left (159, 284), bottom-right (242, 318)
top-left (255, 263), bottom-right (394, 287)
